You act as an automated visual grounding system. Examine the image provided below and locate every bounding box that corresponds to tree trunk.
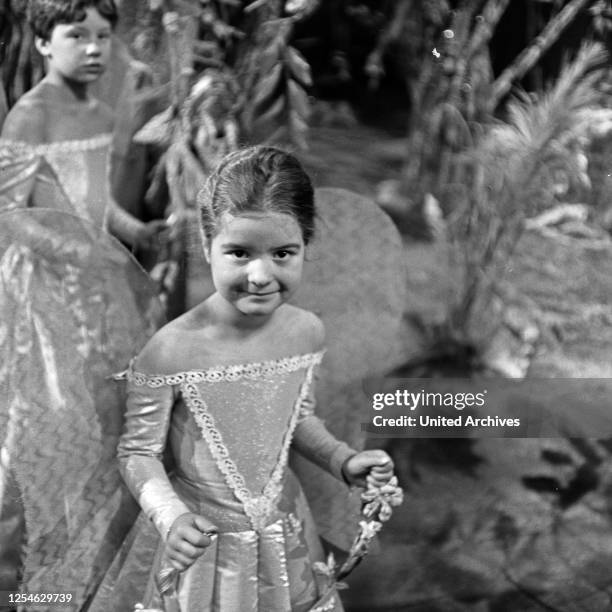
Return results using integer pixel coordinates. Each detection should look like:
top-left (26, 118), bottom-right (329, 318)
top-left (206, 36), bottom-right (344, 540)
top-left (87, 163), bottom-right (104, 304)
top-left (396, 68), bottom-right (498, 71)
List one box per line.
top-left (488, 0), bottom-right (592, 111)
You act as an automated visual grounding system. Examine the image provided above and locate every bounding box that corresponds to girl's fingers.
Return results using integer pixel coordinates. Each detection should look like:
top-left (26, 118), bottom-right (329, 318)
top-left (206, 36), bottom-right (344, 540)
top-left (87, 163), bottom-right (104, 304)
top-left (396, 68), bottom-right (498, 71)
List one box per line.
top-left (181, 528), bottom-right (213, 549)
top-left (357, 450), bottom-right (392, 470)
top-left (174, 540), bottom-right (203, 559)
top-left (168, 551), bottom-right (194, 571)
top-left (193, 515), bottom-right (218, 538)
top-left (367, 449), bottom-right (392, 463)
top-left (168, 537), bottom-right (210, 567)
top-left (367, 466), bottom-right (396, 486)
top-left (370, 462), bottom-right (393, 474)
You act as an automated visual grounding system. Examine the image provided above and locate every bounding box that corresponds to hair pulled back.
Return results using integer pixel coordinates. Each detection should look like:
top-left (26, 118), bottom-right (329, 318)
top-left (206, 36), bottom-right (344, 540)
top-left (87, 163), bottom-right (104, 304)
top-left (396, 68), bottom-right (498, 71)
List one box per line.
top-left (29, 0), bottom-right (118, 40)
top-left (197, 146), bottom-right (315, 245)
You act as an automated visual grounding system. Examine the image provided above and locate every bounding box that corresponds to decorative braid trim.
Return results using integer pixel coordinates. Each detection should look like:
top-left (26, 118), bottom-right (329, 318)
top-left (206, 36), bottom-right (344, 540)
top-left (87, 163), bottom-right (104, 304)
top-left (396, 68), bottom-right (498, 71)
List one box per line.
top-left (0, 134), bottom-right (112, 155)
top-left (181, 360), bottom-right (318, 532)
top-left (126, 351), bottom-right (324, 388)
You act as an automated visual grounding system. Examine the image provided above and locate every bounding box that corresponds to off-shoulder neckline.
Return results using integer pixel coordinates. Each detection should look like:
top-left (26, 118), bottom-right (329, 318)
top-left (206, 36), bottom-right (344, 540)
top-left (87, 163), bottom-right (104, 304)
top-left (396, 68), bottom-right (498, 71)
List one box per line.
top-left (0, 133), bottom-right (112, 154)
top-left (122, 350), bottom-right (325, 387)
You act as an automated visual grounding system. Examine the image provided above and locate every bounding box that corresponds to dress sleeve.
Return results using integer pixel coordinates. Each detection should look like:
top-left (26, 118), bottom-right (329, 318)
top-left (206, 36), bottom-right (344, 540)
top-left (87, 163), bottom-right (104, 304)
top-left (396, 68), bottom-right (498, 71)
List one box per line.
top-left (0, 140), bottom-right (41, 211)
top-left (117, 377), bottom-right (190, 539)
top-left (291, 367), bottom-right (357, 482)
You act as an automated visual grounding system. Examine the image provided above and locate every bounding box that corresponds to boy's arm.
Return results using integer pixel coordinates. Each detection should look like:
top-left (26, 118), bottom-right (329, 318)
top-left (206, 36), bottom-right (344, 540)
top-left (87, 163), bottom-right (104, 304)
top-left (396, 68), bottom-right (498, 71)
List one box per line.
top-left (106, 199), bottom-right (167, 248)
top-left (106, 200), bottom-right (147, 244)
top-left (99, 97), bottom-right (170, 248)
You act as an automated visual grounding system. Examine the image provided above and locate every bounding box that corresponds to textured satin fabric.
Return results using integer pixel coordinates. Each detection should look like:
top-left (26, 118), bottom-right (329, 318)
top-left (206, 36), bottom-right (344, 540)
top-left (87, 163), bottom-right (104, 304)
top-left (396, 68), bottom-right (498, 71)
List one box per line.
top-left (89, 356), bottom-right (348, 611)
top-left (0, 133), bottom-right (163, 609)
top-left (0, 135), bottom-right (112, 228)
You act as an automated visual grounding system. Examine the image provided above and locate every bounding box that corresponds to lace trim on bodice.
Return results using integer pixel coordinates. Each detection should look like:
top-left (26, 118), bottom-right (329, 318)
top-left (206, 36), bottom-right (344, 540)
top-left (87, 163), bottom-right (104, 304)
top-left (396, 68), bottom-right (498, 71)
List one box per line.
top-left (181, 360), bottom-right (318, 532)
top-left (124, 351), bottom-right (324, 387)
top-left (122, 351), bottom-right (323, 532)
top-left (0, 134), bottom-right (112, 155)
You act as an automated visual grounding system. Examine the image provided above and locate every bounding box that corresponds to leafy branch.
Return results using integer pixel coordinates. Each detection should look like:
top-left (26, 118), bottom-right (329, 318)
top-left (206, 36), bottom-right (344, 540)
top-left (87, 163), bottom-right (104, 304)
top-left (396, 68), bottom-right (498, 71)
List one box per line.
top-left (488, 0), bottom-right (594, 111)
top-left (446, 42), bottom-right (612, 348)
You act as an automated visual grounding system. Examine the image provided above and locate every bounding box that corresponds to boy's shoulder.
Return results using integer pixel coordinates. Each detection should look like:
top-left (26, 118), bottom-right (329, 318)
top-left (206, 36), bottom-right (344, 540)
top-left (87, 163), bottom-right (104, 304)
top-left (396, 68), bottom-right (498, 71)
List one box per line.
top-left (282, 304), bottom-right (325, 352)
top-left (1, 89), bottom-right (47, 142)
top-left (2, 85), bottom-right (114, 142)
top-left (91, 98), bottom-right (114, 126)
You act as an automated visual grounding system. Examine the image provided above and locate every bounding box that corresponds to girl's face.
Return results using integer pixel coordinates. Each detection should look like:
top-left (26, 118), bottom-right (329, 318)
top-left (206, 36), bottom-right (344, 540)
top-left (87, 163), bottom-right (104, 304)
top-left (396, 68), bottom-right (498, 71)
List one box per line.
top-left (36, 8), bottom-right (112, 86)
top-left (206, 212), bottom-right (305, 318)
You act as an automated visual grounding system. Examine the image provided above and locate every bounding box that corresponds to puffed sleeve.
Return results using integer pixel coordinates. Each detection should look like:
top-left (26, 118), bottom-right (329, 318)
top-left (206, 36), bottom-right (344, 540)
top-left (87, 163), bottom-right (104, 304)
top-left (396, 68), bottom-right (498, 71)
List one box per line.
top-left (291, 366), bottom-right (357, 482)
top-left (117, 374), bottom-right (190, 539)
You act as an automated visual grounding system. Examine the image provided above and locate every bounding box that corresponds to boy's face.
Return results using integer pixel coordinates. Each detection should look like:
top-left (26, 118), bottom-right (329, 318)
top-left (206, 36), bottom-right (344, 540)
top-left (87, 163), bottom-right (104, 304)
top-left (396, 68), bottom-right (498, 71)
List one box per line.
top-left (36, 8), bottom-right (112, 85)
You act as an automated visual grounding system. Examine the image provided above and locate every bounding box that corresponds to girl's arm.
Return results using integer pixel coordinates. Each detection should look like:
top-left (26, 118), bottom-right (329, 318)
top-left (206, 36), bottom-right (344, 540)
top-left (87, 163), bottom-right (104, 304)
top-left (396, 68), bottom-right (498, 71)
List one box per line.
top-left (117, 376), bottom-right (191, 539)
top-left (119, 348), bottom-right (216, 571)
top-left (292, 409), bottom-right (357, 482)
top-left (292, 400), bottom-right (394, 487)
top-left (291, 313), bottom-right (394, 486)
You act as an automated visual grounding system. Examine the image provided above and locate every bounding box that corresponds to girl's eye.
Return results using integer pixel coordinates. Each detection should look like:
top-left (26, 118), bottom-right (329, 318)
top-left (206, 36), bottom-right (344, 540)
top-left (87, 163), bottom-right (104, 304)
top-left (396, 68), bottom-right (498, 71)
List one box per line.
top-left (227, 250), bottom-right (248, 259)
top-left (274, 250), bottom-right (295, 260)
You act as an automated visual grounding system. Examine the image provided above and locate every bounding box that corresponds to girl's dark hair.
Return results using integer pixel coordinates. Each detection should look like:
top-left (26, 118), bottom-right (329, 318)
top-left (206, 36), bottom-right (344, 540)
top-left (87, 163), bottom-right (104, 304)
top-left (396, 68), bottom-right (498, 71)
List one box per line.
top-left (198, 146), bottom-right (315, 244)
top-left (29, 0), bottom-right (118, 40)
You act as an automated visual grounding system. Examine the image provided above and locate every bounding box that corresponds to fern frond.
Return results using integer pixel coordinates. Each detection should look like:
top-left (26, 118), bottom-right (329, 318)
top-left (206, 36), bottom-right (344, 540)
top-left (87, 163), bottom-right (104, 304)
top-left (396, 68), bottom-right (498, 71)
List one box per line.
top-left (447, 41), bottom-right (612, 344)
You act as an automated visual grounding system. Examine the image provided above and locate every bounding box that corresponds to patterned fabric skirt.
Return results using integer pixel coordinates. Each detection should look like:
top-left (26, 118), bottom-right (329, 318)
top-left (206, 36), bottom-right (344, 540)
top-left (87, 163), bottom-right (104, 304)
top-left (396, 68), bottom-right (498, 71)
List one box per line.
top-left (89, 472), bottom-right (344, 612)
top-left (0, 209), bottom-right (163, 609)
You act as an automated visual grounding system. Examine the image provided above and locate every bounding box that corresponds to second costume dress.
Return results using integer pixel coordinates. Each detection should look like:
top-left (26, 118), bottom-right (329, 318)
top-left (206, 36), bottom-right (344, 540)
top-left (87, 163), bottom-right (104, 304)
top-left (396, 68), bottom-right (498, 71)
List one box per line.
top-left (0, 134), bottom-right (163, 608)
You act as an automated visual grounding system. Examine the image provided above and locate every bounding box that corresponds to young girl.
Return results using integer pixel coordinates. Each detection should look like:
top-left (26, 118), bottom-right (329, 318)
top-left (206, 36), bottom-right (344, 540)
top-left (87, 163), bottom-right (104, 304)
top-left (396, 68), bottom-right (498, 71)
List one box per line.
top-left (0, 0), bottom-right (166, 603)
top-left (92, 147), bottom-right (397, 611)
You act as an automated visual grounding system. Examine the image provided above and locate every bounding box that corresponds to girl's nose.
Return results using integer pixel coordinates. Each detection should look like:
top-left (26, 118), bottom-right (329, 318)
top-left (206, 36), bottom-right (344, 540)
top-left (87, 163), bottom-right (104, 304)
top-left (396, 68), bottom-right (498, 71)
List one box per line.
top-left (247, 258), bottom-right (273, 287)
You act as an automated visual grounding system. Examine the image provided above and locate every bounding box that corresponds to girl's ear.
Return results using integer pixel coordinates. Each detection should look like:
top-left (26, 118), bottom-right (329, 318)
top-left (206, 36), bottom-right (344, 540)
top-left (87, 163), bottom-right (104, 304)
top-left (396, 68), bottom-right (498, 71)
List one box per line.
top-left (35, 37), bottom-right (51, 58)
top-left (202, 235), bottom-right (212, 263)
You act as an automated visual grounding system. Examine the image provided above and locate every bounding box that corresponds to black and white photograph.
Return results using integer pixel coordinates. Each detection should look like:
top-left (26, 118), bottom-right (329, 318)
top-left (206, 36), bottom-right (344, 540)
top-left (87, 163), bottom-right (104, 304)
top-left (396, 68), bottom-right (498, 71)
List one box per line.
top-left (2, 1), bottom-right (612, 610)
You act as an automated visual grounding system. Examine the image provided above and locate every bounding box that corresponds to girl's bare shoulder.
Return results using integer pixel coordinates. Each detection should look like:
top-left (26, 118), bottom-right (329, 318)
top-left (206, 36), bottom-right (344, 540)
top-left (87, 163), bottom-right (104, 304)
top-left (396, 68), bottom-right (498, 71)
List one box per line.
top-left (280, 304), bottom-right (325, 352)
top-left (134, 309), bottom-right (211, 375)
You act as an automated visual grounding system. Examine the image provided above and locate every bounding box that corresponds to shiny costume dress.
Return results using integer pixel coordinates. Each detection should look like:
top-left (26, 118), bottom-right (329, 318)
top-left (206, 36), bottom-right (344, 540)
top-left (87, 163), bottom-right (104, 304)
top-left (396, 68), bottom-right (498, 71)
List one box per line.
top-left (0, 134), bottom-right (112, 225)
top-left (0, 134), bottom-right (162, 607)
top-left (0, 130), bottom-right (408, 609)
top-left (90, 351), bottom-right (354, 611)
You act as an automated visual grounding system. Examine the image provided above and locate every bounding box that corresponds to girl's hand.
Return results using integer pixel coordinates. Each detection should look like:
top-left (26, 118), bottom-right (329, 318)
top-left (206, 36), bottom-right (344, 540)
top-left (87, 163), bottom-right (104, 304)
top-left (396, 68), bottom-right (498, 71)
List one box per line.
top-left (165, 513), bottom-right (217, 572)
top-left (342, 449), bottom-right (394, 488)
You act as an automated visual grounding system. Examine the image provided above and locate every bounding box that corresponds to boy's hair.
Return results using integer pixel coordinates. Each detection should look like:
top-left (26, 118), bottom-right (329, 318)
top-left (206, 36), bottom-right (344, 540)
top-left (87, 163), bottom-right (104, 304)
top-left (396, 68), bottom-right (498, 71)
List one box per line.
top-left (29, 0), bottom-right (118, 40)
top-left (198, 146), bottom-right (315, 244)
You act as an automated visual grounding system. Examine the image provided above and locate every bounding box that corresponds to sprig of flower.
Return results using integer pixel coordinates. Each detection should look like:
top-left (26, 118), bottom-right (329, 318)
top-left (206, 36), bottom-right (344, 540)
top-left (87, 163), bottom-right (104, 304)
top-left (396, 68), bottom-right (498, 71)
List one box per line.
top-left (336, 476), bottom-right (404, 580)
top-left (361, 475), bottom-right (404, 522)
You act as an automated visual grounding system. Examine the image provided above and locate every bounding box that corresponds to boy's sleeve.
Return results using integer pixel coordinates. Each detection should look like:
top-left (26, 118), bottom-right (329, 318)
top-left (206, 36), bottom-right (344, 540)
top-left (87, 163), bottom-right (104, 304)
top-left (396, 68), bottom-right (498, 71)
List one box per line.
top-left (118, 378), bottom-right (190, 539)
top-left (291, 369), bottom-right (357, 482)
